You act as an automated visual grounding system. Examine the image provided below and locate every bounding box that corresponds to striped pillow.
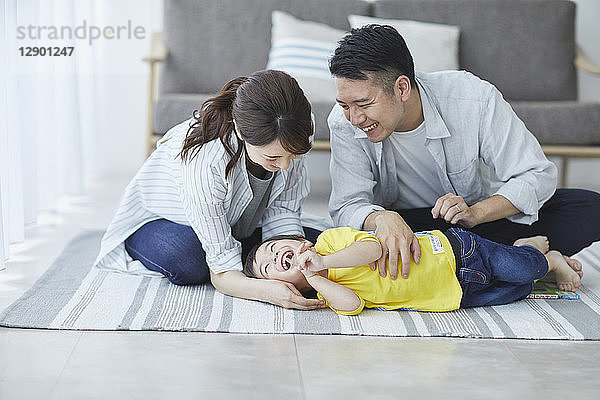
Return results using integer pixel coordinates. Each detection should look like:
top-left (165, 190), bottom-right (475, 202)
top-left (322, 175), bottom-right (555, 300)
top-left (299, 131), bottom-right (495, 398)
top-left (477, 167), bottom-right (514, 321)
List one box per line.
top-left (266, 11), bottom-right (346, 102)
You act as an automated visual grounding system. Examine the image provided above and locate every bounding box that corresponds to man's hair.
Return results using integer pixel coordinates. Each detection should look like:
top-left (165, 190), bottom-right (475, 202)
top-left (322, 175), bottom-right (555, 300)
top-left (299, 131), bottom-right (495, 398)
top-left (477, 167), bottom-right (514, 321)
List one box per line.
top-left (242, 234), bottom-right (306, 278)
top-left (329, 24), bottom-right (416, 95)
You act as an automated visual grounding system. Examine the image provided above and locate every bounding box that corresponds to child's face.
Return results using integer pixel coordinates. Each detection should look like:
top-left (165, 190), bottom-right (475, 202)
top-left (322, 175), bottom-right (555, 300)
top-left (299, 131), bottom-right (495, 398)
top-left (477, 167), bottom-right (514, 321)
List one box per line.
top-left (252, 238), bottom-right (312, 287)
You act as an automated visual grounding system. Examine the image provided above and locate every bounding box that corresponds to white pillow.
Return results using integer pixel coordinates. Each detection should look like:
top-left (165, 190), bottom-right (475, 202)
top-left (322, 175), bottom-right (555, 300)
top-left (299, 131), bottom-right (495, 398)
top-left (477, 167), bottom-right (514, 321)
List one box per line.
top-left (266, 11), bottom-right (346, 102)
top-left (348, 15), bottom-right (460, 73)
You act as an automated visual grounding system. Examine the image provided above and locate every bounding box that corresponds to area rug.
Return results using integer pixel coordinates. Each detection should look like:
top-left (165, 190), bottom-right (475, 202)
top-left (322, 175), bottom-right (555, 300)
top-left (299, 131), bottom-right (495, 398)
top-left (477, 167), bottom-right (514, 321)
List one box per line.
top-left (2, 231), bottom-right (600, 339)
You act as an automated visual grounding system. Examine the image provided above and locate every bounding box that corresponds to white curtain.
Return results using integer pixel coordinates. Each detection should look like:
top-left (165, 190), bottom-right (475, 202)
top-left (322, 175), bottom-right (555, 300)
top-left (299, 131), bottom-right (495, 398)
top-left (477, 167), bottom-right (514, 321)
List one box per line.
top-left (1, 0), bottom-right (163, 270)
top-left (2, 0), bottom-right (85, 270)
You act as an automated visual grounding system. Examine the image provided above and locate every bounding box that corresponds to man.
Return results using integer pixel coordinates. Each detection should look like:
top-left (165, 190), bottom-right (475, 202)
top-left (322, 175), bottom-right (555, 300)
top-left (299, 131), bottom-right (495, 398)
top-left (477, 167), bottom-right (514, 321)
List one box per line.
top-left (328, 24), bottom-right (599, 281)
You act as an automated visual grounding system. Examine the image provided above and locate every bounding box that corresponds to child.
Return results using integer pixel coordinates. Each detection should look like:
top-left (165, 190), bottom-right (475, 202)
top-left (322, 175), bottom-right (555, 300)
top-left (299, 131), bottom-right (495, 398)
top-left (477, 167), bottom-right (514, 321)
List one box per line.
top-left (243, 227), bottom-right (582, 315)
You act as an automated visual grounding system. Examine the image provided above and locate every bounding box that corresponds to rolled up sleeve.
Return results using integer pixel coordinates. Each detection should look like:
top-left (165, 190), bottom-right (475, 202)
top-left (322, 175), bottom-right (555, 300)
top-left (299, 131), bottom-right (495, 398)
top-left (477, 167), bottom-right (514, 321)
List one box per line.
top-left (479, 88), bottom-right (557, 224)
top-left (328, 107), bottom-right (385, 229)
top-left (178, 153), bottom-right (243, 274)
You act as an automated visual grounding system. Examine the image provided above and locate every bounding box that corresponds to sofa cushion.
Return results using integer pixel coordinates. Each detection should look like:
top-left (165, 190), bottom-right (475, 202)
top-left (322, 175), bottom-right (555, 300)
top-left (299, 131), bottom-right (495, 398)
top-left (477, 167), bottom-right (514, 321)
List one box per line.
top-left (161, 0), bottom-right (370, 95)
top-left (154, 94), bottom-right (212, 134)
top-left (266, 11), bottom-right (345, 103)
top-left (155, 96), bottom-right (600, 147)
top-left (373, 0), bottom-right (576, 101)
top-left (311, 101), bottom-right (336, 141)
top-left (511, 101), bottom-right (600, 145)
top-left (347, 14), bottom-right (460, 73)
top-left (154, 93), bottom-right (335, 142)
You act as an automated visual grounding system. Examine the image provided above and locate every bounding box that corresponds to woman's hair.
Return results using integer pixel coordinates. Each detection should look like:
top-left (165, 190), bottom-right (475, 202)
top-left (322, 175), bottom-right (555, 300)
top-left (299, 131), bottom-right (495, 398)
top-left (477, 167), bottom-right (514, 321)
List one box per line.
top-left (179, 70), bottom-right (313, 176)
top-left (329, 24), bottom-right (415, 95)
top-left (243, 234), bottom-right (306, 278)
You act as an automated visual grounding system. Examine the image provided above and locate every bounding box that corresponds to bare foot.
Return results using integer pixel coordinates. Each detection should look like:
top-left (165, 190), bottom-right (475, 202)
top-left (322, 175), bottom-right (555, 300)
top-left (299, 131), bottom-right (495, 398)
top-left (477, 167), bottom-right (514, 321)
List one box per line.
top-left (562, 255), bottom-right (583, 279)
top-left (545, 250), bottom-right (581, 291)
top-left (514, 236), bottom-right (549, 254)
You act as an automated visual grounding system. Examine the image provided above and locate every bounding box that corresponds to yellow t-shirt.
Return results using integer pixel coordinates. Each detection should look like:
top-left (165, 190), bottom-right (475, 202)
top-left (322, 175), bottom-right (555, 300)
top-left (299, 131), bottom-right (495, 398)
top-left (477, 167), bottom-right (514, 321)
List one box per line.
top-left (315, 227), bottom-right (462, 315)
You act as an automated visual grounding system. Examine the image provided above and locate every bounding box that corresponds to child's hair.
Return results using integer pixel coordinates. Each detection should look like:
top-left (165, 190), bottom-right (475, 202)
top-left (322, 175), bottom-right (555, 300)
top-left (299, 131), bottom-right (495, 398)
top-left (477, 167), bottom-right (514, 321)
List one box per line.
top-left (243, 234), bottom-right (306, 278)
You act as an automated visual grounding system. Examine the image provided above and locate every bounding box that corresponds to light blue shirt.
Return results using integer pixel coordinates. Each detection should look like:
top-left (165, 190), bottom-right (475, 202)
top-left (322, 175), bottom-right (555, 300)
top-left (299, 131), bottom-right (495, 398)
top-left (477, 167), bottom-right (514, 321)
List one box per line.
top-left (328, 70), bottom-right (557, 230)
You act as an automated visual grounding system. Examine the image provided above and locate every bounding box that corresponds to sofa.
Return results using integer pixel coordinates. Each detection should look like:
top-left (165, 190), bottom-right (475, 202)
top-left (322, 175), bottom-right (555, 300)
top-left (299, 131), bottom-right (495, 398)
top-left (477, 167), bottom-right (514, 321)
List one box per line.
top-left (144, 0), bottom-right (600, 186)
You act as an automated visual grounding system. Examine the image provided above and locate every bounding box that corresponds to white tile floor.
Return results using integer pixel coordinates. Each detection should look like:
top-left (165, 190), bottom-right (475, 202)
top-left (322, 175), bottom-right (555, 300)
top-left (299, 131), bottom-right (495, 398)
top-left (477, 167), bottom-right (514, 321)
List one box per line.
top-left (1, 153), bottom-right (600, 400)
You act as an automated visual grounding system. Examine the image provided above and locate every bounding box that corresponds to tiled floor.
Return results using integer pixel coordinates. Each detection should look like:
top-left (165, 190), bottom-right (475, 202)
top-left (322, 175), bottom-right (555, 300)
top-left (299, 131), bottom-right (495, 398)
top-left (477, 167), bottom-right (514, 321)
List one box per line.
top-left (1, 153), bottom-right (600, 400)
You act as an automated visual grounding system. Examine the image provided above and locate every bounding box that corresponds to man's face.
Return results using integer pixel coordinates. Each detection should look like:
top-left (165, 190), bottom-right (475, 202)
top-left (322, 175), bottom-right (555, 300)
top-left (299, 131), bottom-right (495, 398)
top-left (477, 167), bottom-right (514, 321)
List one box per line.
top-left (334, 76), bottom-right (406, 143)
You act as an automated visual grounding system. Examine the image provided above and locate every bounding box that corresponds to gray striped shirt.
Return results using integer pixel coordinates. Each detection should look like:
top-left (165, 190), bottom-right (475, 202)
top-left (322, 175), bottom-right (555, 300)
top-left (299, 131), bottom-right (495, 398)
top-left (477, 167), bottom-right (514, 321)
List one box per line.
top-left (93, 119), bottom-right (310, 275)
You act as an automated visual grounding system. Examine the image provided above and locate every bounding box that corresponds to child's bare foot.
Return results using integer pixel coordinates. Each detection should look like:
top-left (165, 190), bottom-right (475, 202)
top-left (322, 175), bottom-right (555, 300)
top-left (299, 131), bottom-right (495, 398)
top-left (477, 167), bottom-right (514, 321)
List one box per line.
top-left (514, 236), bottom-right (549, 254)
top-left (545, 250), bottom-right (581, 291)
top-left (562, 255), bottom-right (583, 279)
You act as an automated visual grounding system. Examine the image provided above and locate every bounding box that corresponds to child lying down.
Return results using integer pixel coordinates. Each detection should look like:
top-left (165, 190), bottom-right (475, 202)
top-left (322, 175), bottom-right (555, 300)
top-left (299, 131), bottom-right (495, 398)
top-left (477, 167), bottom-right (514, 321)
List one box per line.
top-left (243, 227), bottom-right (582, 315)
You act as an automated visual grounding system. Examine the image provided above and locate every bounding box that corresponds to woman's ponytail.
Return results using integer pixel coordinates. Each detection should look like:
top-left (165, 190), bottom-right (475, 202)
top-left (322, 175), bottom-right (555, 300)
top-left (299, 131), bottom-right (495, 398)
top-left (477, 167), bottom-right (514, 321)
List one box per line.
top-left (179, 76), bottom-right (247, 176)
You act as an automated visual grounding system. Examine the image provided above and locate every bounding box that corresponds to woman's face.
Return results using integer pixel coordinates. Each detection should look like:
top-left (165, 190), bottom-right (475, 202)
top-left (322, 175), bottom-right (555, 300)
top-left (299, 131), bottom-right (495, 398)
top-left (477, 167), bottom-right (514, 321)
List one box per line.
top-left (244, 139), bottom-right (302, 172)
top-left (234, 121), bottom-right (303, 172)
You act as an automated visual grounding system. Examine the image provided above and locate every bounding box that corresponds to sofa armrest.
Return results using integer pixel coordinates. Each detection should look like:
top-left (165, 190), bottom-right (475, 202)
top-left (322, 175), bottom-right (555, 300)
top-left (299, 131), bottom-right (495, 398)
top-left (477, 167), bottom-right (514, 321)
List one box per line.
top-left (575, 44), bottom-right (600, 75)
top-left (142, 31), bottom-right (168, 64)
top-left (143, 31), bottom-right (168, 157)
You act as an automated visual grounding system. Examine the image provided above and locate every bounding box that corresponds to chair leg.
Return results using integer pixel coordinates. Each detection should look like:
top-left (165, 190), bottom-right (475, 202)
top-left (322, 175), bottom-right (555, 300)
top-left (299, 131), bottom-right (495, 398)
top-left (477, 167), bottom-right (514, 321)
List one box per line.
top-left (560, 156), bottom-right (568, 188)
top-left (146, 61), bottom-right (158, 158)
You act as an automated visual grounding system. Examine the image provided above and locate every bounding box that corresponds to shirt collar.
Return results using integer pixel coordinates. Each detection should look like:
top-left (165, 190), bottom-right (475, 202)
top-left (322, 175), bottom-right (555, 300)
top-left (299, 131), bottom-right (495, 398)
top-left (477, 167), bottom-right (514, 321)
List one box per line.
top-left (350, 73), bottom-right (451, 141)
top-left (416, 72), bottom-right (451, 140)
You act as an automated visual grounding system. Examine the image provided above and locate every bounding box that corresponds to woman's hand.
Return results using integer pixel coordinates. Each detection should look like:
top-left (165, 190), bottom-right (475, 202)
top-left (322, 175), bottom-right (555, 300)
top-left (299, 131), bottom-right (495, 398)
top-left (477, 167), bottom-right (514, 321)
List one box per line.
top-left (261, 279), bottom-right (325, 310)
top-left (209, 270), bottom-right (324, 310)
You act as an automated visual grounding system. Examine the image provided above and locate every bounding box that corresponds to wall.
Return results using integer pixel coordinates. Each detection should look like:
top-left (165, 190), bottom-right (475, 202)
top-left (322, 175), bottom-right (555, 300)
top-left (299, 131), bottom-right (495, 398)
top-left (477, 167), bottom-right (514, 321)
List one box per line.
top-left (557, 0), bottom-right (600, 190)
top-left (77, 0), bottom-right (163, 175)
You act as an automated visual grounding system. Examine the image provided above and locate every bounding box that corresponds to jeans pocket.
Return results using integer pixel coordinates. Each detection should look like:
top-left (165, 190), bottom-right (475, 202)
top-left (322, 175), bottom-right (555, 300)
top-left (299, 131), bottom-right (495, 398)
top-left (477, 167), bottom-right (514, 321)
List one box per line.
top-left (459, 268), bottom-right (489, 284)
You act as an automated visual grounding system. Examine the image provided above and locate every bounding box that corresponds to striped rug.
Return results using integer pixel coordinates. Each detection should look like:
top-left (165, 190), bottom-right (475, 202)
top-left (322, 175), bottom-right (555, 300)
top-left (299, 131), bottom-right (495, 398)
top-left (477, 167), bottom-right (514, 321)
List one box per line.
top-left (2, 231), bottom-right (600, 339)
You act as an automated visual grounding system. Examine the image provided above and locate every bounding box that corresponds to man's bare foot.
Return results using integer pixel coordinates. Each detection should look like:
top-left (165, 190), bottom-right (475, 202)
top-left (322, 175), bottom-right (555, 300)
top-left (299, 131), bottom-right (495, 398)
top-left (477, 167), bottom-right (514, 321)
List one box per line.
top-left (514, 236), bottom-right (549, 254)
top-left (545, 250), bottom-right (581, 291)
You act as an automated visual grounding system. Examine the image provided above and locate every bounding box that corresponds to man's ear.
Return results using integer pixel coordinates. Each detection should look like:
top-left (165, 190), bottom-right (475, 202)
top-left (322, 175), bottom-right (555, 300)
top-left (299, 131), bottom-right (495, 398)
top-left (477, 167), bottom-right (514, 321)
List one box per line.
top-left (394, 75), bottom-right (412, 102)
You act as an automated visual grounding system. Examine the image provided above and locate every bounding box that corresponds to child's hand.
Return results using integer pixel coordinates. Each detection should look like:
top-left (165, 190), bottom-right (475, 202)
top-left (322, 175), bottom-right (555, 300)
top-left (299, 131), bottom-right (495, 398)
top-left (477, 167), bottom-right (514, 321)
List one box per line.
top-left (294, 242), bottom-right (324, 275)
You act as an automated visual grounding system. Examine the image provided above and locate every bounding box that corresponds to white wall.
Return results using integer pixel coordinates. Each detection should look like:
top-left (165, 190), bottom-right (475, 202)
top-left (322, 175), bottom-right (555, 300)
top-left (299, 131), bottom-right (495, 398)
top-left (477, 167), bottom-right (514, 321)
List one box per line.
top-left (77, 0), bottom-right (163, 175)
top-left (574, 0), bottom-right (600, 103)
top-left (556, 0), bottom-right (600, 190)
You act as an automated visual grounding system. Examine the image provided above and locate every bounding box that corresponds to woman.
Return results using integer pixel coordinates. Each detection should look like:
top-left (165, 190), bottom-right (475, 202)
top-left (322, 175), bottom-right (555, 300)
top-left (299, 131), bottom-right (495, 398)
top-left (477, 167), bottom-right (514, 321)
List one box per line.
top-left (94, 70), bottom-right (324, 310)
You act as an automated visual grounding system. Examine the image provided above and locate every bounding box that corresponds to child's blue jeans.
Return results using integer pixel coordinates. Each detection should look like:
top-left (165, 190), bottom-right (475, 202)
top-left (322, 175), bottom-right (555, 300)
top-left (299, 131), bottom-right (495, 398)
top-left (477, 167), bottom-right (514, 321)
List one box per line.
top-left (445, 227), bottom-right (549, 307)
top-left (124, 218), bottom-right (321, 286)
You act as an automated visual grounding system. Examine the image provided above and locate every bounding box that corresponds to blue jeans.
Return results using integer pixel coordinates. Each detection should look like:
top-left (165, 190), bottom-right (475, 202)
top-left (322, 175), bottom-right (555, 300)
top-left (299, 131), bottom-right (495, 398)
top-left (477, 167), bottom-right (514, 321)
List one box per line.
top-left (445, 228), bottom-right (549, 307)
top-left (124, 218), bottom-right (321, 286)
top-left (394, 188), bottom-right (600, 256)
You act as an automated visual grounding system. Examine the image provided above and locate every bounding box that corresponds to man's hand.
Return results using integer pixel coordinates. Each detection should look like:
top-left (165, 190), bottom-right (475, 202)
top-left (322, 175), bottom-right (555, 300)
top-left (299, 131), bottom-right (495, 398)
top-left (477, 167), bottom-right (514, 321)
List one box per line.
top-left (261, 279), bottom-right (325, 310)
top-left (431, 193), bottom-right (480, 228)
top-left (366, 211), bottom-right (421, 280)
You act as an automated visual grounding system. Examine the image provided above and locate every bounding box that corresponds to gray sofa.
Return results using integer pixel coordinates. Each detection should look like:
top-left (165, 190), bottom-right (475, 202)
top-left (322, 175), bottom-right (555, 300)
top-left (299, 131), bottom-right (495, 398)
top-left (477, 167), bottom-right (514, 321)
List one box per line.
top-left (145, 0), bottom-right (600, 184)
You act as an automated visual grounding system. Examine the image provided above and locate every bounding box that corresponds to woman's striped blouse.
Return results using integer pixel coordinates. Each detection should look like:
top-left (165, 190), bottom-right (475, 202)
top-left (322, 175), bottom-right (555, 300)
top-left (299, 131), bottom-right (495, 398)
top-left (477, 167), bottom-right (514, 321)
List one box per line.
top-left (93, 119), bottom-right (310, 275)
